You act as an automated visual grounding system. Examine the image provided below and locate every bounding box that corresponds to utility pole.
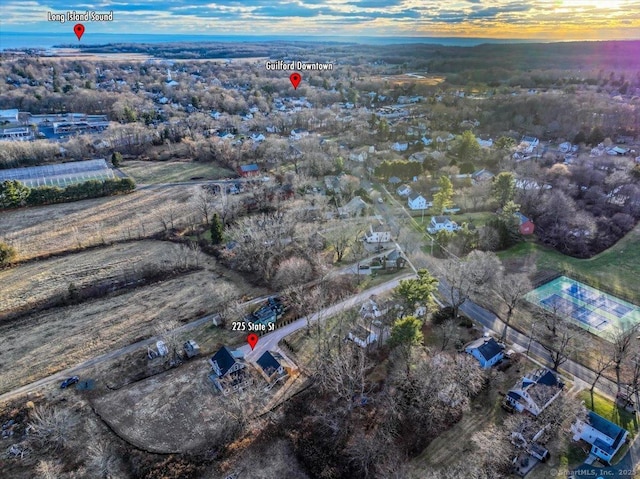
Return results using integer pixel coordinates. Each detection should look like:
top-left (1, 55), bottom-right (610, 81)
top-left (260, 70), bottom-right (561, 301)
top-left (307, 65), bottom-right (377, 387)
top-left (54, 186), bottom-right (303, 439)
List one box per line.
top-left (526, 322), bottom-right (538, 357)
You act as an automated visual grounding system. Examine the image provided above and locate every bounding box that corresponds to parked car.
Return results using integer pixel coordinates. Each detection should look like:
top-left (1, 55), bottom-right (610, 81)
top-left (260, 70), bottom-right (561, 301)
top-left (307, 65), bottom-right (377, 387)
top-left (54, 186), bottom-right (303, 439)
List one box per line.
top-left (60, 376), bottom-right (79, 389)
top-left (377, 197), bottom-right (384, 204)
top-left (358, 264), bottom-right (370, 270)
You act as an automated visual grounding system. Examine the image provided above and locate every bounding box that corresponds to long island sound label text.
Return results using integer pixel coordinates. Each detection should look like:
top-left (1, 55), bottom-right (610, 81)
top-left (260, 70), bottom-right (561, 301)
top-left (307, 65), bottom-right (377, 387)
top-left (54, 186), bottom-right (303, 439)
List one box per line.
top-left (47, 11), bottom-right (114, 23)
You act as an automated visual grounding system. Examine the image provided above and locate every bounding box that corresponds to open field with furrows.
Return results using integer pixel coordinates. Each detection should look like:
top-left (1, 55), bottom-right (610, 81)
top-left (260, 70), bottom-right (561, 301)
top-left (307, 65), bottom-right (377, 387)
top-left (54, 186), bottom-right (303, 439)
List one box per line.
top-left (0, 184), bottom-right (200, 261)
top-left (0, 240), bottom-right (185, 317)
top-left (121, 159), bottom-right (235, 184)
top-left (0, 267), bottom-right (267, 395)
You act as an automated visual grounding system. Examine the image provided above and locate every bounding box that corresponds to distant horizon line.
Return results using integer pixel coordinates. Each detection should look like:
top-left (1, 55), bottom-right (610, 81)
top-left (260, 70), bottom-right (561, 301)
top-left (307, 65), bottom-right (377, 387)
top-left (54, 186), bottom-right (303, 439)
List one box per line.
top-left (4, 31), bottom-right (640, 41)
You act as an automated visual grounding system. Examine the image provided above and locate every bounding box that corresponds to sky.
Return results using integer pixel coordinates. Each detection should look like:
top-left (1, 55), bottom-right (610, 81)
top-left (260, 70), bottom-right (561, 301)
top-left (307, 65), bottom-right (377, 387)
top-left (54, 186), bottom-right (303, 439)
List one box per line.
top-left (2, 0), bottom-right (640, 40)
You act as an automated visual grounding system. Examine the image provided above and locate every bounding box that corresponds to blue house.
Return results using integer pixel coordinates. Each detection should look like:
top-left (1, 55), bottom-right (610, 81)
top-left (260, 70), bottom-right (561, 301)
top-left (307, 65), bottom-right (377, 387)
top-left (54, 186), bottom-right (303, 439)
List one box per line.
top-left (572, 411), bottom-right (629, 464)
top-left (465, 337), bottom-right (504, 368)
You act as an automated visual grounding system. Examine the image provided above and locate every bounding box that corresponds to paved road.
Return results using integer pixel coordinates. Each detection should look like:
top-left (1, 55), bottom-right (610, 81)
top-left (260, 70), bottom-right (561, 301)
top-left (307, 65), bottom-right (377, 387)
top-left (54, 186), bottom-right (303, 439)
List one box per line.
top-left (238, 273), bottom-right (415, 361)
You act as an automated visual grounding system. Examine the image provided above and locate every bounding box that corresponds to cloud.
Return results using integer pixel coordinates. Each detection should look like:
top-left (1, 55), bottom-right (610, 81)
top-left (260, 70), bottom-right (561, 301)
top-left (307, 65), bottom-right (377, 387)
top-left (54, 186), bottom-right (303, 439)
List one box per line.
top-left (0, 0), bottom-right (639, 41)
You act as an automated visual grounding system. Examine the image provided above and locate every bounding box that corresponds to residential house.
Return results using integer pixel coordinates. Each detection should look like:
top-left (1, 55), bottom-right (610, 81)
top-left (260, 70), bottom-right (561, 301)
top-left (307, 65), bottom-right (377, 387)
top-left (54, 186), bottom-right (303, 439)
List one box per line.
top-left (607, 146), bottom-right (629, 156)
top-left (383, 249), bottom-right (405, 268)
top-left (256, 350), bottom-right (291, 383)
top-left (407, 192), bottom-right (431, 210)
top-left (396, 184), bottom-right (412, 197)
top-left (421, 136), bottom-right (433, 146)
top-left (238, 163), bottom-right (260, 177)
top-left (324, 175), bottom-right (341, 191)
top-left (465, 337), bottom-right (504, 368)
top-left (408, 152), bottom-right (428, 163)
top-left (250, 133), bottom-right (265, 143)
top-left (347, 324), bottom-right (378, 348)
top-left (290, 129), bottom-right (310, 140)
top-left (472, 169), bottom-right (495, 183)
top-left (427, 216), bottom-right (460, 234)
top-left (245, 297), bottom-right (285, 328)
top-left (338, 196), bottom-right (368, 217)
top-left (391, 142), bottom-right (409, 152)
top-left (477, 138), bottom-right (493, 148)
top-left (519, 136), bottom-right (540, 153)
top-left (364, 224), bottom-right (391, 244)
top-left (559, 142), bottom-right (572, 153)
top-left (209, 346), bottom-right (248, 393)
top-left (571, 411), bottom-right (628, 464)
top-left (360, 298), bottom-right (382, 320)
top-left (516, 212), bottom-right (535, 235)
top-left (349, 148), bottom-right (368, 162)
top-left (504, 369), bottom-right (564, 416)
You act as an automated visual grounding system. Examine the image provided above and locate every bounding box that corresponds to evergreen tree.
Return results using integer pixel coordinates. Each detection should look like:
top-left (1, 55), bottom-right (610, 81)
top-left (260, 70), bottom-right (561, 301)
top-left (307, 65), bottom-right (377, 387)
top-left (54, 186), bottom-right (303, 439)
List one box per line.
top-left (111, 152), bottom-right (123, 167)
top-left (490, 172), bottom-right (516, 208)
top-left (210, 213), bottom-right (224, 245)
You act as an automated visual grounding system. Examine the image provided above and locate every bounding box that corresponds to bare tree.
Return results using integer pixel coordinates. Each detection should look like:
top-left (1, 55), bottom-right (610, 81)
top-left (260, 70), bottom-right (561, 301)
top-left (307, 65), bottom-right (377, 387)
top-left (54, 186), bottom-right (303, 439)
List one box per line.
top-left (496, 272), bottom-right (532, 341)
top-left (541, 323), bottom-right (580, 371)
top-left (590, 350), bottom-right (613, 394)
top-left (154, 319), bottom-right (182, 363)
top-left (609, 323), bottom-right (640, 393)
top-left (329, 229), bottom-right (352, 263)
top-left (29, 405), bottom-right (79, 452)
top-left (35, 461), bottom-right (63, 479)
top-left (315, 341), bottom-right (371, 412)
top-left (87, 439), bottom-right (118, 479)
top-left (437, 320), bottom-right (459, 351)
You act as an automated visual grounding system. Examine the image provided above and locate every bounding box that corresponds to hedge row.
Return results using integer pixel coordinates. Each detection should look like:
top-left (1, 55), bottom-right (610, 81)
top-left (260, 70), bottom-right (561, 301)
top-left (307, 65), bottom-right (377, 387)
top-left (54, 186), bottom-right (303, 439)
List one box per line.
top-left (0, 177), bottom-right (135, 209)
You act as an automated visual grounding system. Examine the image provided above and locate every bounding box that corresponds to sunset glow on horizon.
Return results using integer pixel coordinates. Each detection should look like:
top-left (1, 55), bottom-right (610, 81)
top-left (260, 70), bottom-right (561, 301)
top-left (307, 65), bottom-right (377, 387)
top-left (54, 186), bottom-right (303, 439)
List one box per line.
top-left (1, 0), bottom-right (639, 40)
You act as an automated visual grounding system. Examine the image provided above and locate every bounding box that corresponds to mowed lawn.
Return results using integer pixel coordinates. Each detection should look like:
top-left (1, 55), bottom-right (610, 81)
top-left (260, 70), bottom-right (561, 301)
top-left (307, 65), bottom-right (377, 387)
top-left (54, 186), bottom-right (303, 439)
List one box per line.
top-left (499, 222), bottom-right (640, 303)
top-left (121, 160), bottom-right (234, 184)
top-left (580, 390), bottom-right (639, 437)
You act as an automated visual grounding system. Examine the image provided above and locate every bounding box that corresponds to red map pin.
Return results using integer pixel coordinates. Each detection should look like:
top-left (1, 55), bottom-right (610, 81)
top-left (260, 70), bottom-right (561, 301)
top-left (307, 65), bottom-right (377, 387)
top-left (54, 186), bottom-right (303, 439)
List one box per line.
top-left (247, 333), bottom-right (259, 351)
top-left (289, 72), bottom-right (302, 90)
top-left (74, 24), bottom-right (85, 41)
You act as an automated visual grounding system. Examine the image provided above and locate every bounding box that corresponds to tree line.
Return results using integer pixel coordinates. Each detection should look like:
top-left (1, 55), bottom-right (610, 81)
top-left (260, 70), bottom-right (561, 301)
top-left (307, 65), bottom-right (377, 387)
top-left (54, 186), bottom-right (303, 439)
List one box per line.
top-left (0, 177), bottom-right (135, 210)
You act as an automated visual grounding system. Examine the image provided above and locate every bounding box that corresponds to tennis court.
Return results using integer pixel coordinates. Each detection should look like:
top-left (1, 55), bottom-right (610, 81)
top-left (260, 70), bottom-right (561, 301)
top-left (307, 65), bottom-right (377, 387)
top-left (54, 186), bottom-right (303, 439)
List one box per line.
top-left (0, 159), bottom-right (115, 188)
top-left (525, 276), bottom-right (640, 339)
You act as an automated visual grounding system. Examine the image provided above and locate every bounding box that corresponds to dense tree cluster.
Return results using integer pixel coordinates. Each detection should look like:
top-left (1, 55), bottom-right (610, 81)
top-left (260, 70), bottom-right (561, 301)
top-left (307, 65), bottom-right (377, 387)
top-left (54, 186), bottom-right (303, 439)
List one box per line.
top-left (0, 177), bottom-right (135, 210)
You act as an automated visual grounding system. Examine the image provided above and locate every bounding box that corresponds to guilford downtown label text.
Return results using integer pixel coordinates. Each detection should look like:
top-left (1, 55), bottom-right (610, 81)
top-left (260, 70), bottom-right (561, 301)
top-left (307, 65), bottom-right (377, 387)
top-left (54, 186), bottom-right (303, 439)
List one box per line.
top-left (47, 11), bottom-right (114, 23)
top-left (265, 60), bottom-right (334, 71)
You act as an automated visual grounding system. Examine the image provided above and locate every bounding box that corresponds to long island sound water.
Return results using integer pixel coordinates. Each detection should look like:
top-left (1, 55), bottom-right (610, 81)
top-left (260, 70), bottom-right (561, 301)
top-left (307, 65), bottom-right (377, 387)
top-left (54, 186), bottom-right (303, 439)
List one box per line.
top-left (0, 31), bottom-right (540, 50)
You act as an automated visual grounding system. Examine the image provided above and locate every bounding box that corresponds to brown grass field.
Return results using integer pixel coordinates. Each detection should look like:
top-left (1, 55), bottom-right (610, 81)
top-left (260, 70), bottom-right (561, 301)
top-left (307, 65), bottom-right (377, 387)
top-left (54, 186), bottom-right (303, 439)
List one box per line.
top-left (0, 184), bottom-right (201, 261)
top-left (370, 72), bottom-right (446, 86)
top-left (0, 240), bottom-right (186, 317)
top-left (0, 253), bottom-right (267, 395)
top-left (92, 359), bottom-right (231, 453)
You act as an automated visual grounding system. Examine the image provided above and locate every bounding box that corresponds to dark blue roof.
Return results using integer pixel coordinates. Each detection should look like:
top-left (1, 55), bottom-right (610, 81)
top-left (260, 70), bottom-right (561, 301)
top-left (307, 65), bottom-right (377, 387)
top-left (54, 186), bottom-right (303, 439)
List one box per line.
top-left (537, 370), bottom-right (560, 387)
top-left (210, 346), bottom-right (237, 377)
top-left (588, 411), bottom-right (626, 444)
top-left (256, 351), bottom-right (282, 376)
top-left (477, 338), bottom-right (503, 361)
top-left (239, 163), bottom-right (259, 172)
